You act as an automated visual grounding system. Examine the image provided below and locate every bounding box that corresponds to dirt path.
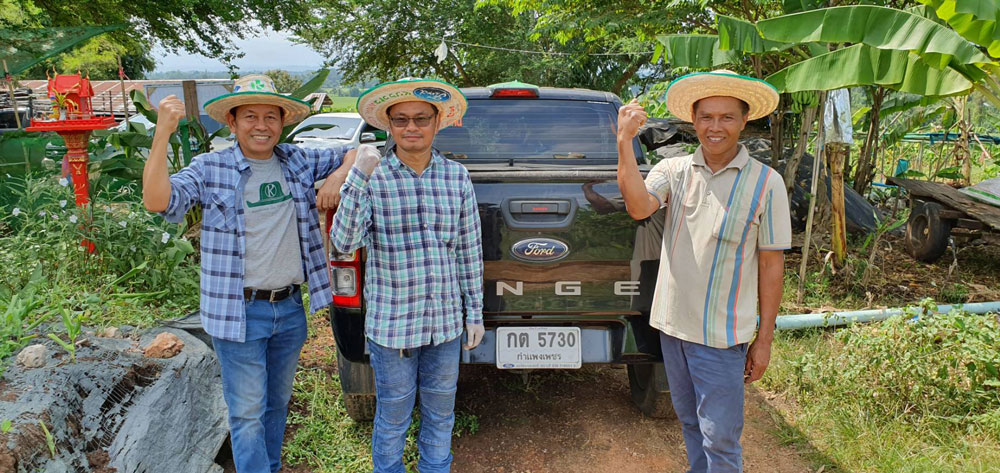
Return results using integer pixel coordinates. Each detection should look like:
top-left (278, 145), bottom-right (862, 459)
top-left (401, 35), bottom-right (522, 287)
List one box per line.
top-left (293, 315), bottom-right (825, 473)
top-left (450, 365), bottom-right (821, 473)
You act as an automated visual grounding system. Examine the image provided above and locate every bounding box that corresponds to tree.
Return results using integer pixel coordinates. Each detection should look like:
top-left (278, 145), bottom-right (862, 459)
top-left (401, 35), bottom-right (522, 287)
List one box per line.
top-left (264, 69), bottom-right (303, 93)
top-left (2, 0), bottom-right (314, 71)
top-left (292, 0), bottom-right (678, 92)
top-left (20, 36), bottom-right (156, 80)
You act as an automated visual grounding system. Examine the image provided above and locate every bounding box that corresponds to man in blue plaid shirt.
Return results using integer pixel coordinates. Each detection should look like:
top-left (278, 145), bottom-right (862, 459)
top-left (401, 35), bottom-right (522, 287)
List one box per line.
top-left (332, 78), bottom-right (483, 473)
top-left (142, 74), bottom-right (355, 473)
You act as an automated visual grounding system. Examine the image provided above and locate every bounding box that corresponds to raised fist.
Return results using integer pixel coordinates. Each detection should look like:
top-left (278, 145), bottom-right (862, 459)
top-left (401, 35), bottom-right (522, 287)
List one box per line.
top-left (156, 95), bottom-right (186, 135)
top-left (617, 99), bottom-right (648, 139)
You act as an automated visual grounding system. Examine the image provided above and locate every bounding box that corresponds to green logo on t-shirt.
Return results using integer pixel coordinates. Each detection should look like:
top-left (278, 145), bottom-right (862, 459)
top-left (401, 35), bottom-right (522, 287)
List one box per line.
top-left (247, 181), bottom-right (292, 207)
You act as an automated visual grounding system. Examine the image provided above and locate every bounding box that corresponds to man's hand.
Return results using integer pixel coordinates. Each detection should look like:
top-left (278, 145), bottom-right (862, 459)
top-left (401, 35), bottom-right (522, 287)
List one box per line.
top-left (744, 337), bottom-right (772, 384)
top-left (465, 323), bottom-right (484, 350)
top-left (352, 144), bottom-right (381, 176)
top-left (617, 99), bottom-right (648, 140)
top-left (316, 173), bottom-right (346, 210)
top-left (156, 95), bottom-right (186, 135)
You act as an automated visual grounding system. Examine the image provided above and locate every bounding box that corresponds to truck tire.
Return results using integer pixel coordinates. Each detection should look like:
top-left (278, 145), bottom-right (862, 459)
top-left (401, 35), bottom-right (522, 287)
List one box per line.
top-left (337, 349), bottom-right (376, 422)
top-left (627, 363), bottom-right (675, 419)
top-left (905, 201), bottom-right (952, 263)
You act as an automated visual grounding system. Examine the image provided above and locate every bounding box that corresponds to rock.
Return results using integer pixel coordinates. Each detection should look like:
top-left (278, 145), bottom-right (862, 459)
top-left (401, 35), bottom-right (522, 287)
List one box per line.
top-left (16, 344), bottom-right (47, 368)
top-left (97, 327), bottom-right (120, 338)
top-left (143, 333), bottom-right (185, 359)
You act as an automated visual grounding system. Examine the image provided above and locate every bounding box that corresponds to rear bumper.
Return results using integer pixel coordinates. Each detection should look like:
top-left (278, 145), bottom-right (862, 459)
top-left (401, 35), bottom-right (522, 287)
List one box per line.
top-left (331, 308), bottom-right (663, 365)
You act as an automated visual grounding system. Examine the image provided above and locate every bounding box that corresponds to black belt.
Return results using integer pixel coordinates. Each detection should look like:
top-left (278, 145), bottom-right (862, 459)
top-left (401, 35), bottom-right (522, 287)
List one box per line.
top-left (244, 285), bottom-right (297, 303)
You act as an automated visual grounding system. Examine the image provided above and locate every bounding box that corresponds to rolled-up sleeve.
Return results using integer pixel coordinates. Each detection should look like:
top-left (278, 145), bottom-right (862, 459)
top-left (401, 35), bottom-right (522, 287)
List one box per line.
top-left (159, 156), bottom-right (205, 224)
top-left (331, 167), bottom-right (372, 253)
top-left (644, 160), bottom-right (673, 208)
top-left (456, 177), bottom-right (484, 325)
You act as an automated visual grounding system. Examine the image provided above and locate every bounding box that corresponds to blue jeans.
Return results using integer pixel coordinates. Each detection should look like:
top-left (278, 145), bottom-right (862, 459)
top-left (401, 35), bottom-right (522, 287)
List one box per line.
top-left (368, 336), bottom-right (461, 473)
top-left (660, 332), bottom-right (748, 473)
top-left (212, 287), bottom-right (307, 473)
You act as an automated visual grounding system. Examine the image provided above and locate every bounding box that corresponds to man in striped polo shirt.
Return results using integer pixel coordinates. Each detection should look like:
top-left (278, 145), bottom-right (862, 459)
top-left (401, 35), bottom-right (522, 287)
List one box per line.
top-left (616, 70), bottom-right (792, 472)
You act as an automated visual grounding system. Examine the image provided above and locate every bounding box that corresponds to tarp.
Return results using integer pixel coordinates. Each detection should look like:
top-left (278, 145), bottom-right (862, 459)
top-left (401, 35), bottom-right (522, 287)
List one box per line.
top-left (960, 177), bottom-right (1000, 209)
top-left (1, 25), bottom-right (122, 76)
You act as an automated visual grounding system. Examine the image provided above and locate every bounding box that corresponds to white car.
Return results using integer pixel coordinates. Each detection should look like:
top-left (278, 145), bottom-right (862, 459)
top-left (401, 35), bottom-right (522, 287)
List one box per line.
top-left (290, 112), bottom-right (385, 151)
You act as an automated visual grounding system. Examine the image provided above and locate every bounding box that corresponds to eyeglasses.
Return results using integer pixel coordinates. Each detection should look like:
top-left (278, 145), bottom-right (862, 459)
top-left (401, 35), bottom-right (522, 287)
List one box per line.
top-left (388, 115), bottom-right (436, 128)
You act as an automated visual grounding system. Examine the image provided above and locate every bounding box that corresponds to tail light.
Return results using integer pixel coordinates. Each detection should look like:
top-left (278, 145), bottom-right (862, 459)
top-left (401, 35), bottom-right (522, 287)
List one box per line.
top-left (489, 80), bottom-right (539, 98)
top-left (330, 248), bottom-right (362, 308)
top-left (327, 209), bottom-right (362, 308)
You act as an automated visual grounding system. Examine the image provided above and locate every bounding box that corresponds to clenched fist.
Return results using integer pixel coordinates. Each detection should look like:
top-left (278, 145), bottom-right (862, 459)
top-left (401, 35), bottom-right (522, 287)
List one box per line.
top-left (156, 95), bottom-right (186, 135)
top-left (617, 99), bottom-right (648, 140)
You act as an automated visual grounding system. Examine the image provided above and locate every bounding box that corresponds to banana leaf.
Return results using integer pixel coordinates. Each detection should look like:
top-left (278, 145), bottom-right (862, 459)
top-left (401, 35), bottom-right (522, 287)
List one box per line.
top-left (758, 5), bottom-right (992, 69)
top-left (782, 0), bottom-right (826, 15)
top-left (717, 15), bottom-right (794, 53)
top-left (765, 44), bottom-right (973, 96)
top-left (919, 0), bottom-right (1000, 58)
top-left (655, 34), bottom-right (740, 69)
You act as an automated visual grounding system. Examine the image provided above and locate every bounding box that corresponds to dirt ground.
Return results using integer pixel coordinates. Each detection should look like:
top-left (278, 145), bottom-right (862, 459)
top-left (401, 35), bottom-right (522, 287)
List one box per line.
top-left (296, 315), bottom-right (828, 473)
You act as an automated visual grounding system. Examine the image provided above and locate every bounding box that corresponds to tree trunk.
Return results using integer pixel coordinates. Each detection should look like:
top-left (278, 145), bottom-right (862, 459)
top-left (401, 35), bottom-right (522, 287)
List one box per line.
top-left (827, 142), bottom-right (849, 268)
top-left (784, 104), bottom-right (817, 198)
top-left (853, 87), bottom-right (884, 195)
top-left (770, 94), bottom-right (785, 168)
top-left (611, 56), bottom-right (648, 96)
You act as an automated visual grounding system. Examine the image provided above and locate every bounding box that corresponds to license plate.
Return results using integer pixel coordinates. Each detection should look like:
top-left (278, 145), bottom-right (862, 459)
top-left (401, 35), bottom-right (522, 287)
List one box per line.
top-left (496, 327), bottom-right (581, 369)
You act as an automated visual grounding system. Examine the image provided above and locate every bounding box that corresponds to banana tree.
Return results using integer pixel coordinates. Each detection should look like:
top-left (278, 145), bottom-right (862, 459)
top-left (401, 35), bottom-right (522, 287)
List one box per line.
top-left (758, 5), bottom-right (1000, 187)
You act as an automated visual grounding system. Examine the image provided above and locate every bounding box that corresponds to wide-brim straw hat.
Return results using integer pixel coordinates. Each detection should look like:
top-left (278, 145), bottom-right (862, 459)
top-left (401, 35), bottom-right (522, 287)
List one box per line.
top-left (204, 74), bottom-right (311, 126)
top-left (665, 70), bottom-right (779, 123)
top-left (357, 78), bottom-right (466, 131)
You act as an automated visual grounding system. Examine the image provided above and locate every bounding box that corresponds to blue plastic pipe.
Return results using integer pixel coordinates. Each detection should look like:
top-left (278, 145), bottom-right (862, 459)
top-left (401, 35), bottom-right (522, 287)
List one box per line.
top-left (775, 301), bottom-right (1000, 331)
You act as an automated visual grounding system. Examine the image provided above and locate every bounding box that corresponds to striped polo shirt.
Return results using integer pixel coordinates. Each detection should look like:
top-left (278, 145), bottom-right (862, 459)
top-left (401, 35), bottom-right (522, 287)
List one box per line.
top-left (644, 145), bottom-right (791, 348)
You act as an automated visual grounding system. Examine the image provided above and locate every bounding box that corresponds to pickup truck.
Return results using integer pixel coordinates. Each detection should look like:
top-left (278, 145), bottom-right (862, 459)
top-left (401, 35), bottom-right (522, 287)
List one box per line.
top-left (328, 82), bottom-right (670, 421)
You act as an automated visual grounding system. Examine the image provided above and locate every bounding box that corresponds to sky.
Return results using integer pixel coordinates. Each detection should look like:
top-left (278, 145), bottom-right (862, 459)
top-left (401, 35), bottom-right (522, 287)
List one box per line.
top-left (153, 29), bottom-right (326, 72)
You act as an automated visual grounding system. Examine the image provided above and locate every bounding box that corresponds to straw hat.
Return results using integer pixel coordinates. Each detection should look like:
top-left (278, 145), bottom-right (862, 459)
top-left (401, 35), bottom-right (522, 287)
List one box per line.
top-left (357, 78), bottom-right (466, 131)
top-left (204, 74), bottom-right (311, 126)
top-left (665, 70), bottom-right (779, 123)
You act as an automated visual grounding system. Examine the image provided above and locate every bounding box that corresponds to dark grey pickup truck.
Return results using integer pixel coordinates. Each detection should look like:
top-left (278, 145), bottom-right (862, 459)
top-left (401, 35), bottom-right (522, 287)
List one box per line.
top-left (328, 82), bottom-right (670, 421)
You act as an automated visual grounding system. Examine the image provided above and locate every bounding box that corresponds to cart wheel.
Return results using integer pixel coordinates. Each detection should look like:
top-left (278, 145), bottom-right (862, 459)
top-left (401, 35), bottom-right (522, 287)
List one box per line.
top-left (905, 201), bottom-right (952, 263)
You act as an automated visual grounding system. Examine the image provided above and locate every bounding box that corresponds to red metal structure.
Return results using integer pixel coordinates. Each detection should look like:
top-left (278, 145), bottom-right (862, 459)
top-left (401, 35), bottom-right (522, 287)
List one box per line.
top-left (26, 72), bottom-right (115, 206)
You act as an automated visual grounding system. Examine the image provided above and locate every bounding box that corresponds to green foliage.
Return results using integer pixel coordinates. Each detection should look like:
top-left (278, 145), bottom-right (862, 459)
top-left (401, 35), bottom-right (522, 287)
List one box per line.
top-left (265, 69), bottom-right (304, 94)
top-left (1, 419), bottom-right (11, 434)
top-left (0, 175), bottom-right (199, 369)
top-left (39, 420), bottom-right (56, 457)
top-left (3, 0), bottom-right (314, 73)
top-left (919, 0), bottom-right (1000, 58)
top-left (47, 308), bottom-right (81, 363)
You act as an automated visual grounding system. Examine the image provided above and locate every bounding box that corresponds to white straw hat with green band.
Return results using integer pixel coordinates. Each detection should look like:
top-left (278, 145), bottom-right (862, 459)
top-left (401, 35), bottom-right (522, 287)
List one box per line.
top-left (665, 69), bottom-right (779, 123)
top-left (204, 74), bottom-right (312, 126)
top-left (357, 78), bottom-right (467, 131)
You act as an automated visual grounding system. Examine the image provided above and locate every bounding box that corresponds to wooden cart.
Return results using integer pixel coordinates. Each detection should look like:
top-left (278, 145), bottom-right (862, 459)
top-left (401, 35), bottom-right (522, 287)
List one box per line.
top-left (887, 177), bottom-right (1000, 262)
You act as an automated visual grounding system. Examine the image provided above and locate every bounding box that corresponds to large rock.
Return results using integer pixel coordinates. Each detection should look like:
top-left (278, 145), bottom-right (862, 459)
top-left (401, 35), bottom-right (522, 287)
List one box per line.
top-left (0, 329), bottom-right (227, 473)
top-left (15, 345), bottom-right (46, 369)
top-left (143, 332), bottom-right (185, 358)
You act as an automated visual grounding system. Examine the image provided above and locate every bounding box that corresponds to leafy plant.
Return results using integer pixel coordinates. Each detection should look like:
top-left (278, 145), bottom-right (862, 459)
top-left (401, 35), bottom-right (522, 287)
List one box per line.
top-left (39, 420), bottom-right (56, 458)
top-left (47, 308), bottom-right (82, 363)
top-left (1, 419), bottom-right (11, 434)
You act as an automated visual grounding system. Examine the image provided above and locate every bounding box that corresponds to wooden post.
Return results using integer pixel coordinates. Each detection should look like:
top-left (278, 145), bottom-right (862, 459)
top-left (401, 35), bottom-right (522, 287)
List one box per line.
top-left (3, 60), bottom-right (22, 130)
top-left (797, 91), bottom-right (827, 305)
top-left (118, 57), bottom-right (130, 127)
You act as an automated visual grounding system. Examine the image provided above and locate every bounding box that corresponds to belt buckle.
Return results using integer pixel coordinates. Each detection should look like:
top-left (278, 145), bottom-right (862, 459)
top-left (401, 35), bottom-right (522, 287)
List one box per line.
top-left (269, 289), bottom-right (281, 303)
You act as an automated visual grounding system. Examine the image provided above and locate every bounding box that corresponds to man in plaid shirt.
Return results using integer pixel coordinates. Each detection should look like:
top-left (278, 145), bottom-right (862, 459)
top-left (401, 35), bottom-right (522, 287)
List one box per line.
top-left (142, 74), bottom-right (355, 473)
top-left (332, 78), bottom-right (483, 473)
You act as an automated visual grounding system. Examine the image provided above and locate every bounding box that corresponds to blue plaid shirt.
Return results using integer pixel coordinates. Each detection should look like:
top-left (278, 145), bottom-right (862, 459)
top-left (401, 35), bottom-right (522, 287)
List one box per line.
top-left (332, 148), bottom-right (484, 349)
top-left (161, 143), bottom-right (347, 342)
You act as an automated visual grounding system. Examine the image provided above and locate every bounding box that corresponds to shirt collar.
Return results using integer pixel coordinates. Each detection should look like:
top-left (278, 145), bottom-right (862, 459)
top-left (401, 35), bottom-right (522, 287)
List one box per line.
top-left (386, 146), bottom-right (445, 172)
top-left (233, 143), bottom-right (285, 172)
top-left (692, 144), bottom-right (751, 172)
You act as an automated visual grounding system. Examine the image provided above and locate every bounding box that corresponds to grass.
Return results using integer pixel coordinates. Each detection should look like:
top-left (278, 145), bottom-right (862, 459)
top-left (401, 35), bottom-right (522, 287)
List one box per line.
top-left (764, 319), bottom-right (1000, 472)
top-left (322, 96), bottom-right (358, 112)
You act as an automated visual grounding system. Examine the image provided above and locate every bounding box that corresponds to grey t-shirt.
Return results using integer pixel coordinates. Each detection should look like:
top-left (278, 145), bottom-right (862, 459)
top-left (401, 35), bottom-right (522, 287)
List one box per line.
top-left (243, 156), bottom-right (304, 290)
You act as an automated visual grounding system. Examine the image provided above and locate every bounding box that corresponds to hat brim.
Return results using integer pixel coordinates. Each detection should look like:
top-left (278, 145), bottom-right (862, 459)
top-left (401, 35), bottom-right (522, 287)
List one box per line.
top-left (204, 91), bottom-right (312, 126)
top-left (357, 79), bottom-right (467, 132)
top-left (666, 72), bottom-right (779, 123)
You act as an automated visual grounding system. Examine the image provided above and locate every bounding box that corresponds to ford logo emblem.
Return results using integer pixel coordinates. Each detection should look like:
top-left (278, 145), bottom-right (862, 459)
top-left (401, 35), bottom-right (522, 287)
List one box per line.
top-left (511, 238), bottom-right (569, 263)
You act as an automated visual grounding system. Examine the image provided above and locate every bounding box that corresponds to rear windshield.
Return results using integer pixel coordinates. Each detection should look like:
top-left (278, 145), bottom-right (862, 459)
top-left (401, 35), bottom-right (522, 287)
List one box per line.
top-left (432, 99), bottom-right (619, 162)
